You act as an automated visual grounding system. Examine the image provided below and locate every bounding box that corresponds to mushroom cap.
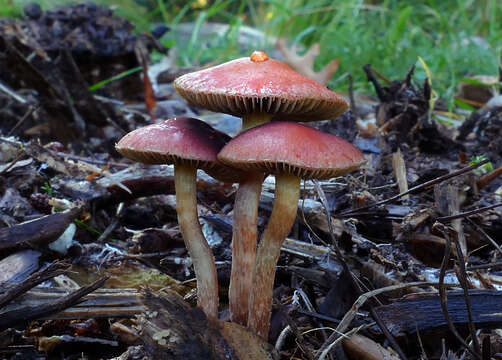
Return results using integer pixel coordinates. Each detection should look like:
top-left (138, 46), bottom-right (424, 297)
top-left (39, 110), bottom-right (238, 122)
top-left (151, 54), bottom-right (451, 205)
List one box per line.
top-left (218, 122), bottom-right (365, 180)
top-left (174, 51), bottom-right (348, 121)
top-left (116, 117), bottom-right (244, 183)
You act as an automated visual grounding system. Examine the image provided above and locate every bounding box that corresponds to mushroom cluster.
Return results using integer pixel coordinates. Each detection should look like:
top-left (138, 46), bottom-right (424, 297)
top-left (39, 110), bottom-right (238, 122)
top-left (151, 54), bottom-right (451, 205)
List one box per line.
top-left (116, 51), bottom-right (364, 341)
top-left (174, 50), bottom-right (354, 328)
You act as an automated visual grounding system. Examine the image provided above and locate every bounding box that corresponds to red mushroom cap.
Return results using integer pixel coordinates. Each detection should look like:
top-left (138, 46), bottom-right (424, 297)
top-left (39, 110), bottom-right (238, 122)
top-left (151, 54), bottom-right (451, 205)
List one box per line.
top-left (218, 122), bottom-right (365, 180)
top-left (116, 117), bottom-right (244, 182)
top-left (174, 51), bottom-right (348, 121)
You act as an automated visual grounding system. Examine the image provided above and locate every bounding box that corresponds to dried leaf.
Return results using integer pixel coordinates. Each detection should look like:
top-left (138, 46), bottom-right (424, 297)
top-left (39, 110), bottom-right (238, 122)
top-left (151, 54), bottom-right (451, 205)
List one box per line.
top-left (276, 38), bottom-right (338, 85)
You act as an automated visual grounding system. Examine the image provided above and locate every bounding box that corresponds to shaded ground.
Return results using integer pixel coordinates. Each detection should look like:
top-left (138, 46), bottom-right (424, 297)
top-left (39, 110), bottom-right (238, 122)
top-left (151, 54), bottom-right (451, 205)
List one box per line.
top-left (1, 3), bottom-right (502, 360)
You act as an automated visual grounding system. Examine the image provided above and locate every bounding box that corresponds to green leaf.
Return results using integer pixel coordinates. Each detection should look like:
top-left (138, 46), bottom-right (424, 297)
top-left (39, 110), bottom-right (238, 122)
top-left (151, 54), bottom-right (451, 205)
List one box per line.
top-left (88, 66), bottom-right (142, 92)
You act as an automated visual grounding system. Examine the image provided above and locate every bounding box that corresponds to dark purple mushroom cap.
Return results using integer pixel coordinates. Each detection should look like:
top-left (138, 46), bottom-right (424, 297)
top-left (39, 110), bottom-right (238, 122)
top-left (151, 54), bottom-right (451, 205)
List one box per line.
top-left (218, 121), bottom-right (365, 180)
top-left (116, 117), bottom-right (244, 183)
top-left (174, 51), bottom-right (348, 122)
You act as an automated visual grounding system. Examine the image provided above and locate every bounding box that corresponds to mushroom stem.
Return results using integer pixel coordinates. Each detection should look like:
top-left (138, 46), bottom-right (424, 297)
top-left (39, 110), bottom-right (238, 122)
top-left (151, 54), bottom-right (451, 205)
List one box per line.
top-left (241, 112), bottom-right (271, 132)
top-left (248, 173), bottom-right (300, 339)
top-left (228, 112), bottom-right (270, 325)
top-left (229, 172), bottom-right (264, 325)
top-left (174, 163), bottom-right (219, 319)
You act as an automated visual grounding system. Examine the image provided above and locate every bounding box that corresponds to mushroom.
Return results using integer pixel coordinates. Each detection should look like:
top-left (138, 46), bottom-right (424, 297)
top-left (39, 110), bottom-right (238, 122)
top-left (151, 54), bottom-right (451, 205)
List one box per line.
top-left (116, 117), bottom-right (242, 319)
top-left (174, 50), bottom-right (348, 130)
top-left (218, 121), bottom-right (365, 338)
top-left (174, 50), bottom-right (349, 326)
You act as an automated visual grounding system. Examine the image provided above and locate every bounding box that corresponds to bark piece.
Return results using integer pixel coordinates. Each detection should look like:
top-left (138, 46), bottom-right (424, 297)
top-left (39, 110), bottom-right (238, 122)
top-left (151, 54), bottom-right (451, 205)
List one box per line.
top-left (0, 277), bottom-right (107, 331)
top-left (0, 207), bottom-right (81, 251)
top-left (138, 289), bottom-right (276, 360)
top-left (1, 287), bottom-right (143, 320)
top-left (374, 290), bottom-right (502, 336)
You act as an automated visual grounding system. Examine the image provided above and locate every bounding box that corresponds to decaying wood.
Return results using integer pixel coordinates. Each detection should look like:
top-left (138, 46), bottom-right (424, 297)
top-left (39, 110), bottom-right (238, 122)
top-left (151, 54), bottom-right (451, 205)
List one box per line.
top-left (374, 290), bottom-right (502, 336)
top-left (2, 287), bottom-right (144, 320)
top-left (0, 276), bottom-right (107, 331)
top-left (138, 289), bottom-right (276, 359)
top-left (0, 207), bottom-right (81, 251)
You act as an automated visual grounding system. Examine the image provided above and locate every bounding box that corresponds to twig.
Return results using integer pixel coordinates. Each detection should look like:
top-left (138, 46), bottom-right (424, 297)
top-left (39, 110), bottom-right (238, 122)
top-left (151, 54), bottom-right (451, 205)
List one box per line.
top-left (51, 150), bottom-right (130, 168)
top-left (449, 228), bottom-right (481, 355)
top-left (0, 79), bottom-right (28, 104)
top-left (437, 202), bottom-right (502, 222)
top-left (296, 309), bottom-right (340, 324)
top-left (0, 276), bottom-right (108, 331)
top-left (338, 159), bottom-right (489, 217)
top-left (415, 323), bottom-right (428, 360)
top-left (317, 324), bottom-right (370, 360)
top-left (466, 218), bottom-right (502, 256)
top-left (0, 151), bottom-right (26, 175)
top-left (477, 164), bottom-right (502, 190)
top-left (433, 222), bottom-right (481, 359)
top-left (0, 260), bottom-right (70, 308)
top-left (313, 181), bottom-right (408, 360)
top-left (7, 105), bottom-right (37, 137)
top-left (96, 203), bottom-right (124, 242)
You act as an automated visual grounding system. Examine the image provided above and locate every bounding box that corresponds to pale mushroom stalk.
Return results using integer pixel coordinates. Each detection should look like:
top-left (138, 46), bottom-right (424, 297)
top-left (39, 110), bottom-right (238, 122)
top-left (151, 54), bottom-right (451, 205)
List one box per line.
top-left (218, 121), bottom-right (365, 339)
top-left (115, 118), bottom-right (241, 321)
top-left (229, 110), bottom-right (271, 325)
top-left (247, 174), bottom-right (300, 339)
top-left (175, 163), bottom-right (219, 319)
top-left (228, 172), bottom-right (264, 325)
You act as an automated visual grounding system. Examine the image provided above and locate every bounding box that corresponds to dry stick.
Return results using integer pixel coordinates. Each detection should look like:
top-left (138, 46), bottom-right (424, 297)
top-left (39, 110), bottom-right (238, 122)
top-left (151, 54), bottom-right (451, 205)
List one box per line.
top-left (0, 151), bottom-right (25, 175)
top-left (338, 159), bottom-right (490, 217)
top-left (415, 323), bottom-right (429, 360)
top-left (7, 105), bottom-right (37, 137)
top-left (445, 260), bottom-right (502, 274)
top-left (448, 227), bottom-right (481, 354)
top-left (437, 202), bottom-right (502, 223)
top-left (0, 260), bottom-right (70, 308)
top-left (313, 181), bottom-right (408, 360)
top-left (317, 324), bottom-right (370, 360)
top-left (315, 281), bottom-right (451, 360)
top-left (477, 164), bottom-right (502, 189)
top-left (96, 203), bottom-right (124, 243)
top-left (434, 222), bottom-right (481, 359)
top-left (465, 218), bottom-right (502, 257)
top-left (0, 276), bottom-right (108, 331)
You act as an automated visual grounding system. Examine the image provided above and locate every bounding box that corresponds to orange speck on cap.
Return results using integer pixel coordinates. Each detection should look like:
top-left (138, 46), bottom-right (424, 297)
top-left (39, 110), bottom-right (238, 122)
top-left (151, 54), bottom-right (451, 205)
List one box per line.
top-left (250, 50), bottom-right (269, 62)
